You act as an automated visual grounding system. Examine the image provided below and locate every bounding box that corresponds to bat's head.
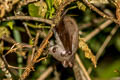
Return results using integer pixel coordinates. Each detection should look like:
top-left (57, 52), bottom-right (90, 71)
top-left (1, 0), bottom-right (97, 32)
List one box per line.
top-left (48, 44), bottom-right (75, 67)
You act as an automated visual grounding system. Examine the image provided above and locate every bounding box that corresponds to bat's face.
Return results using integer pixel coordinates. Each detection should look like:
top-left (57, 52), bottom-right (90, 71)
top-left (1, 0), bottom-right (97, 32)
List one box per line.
top-left (49, 16), bottom-right (79, 67)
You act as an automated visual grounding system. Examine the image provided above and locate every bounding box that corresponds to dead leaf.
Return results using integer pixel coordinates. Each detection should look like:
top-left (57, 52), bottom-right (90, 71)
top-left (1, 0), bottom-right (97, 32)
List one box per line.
top-left (79, 37), bottom-right (96, 68)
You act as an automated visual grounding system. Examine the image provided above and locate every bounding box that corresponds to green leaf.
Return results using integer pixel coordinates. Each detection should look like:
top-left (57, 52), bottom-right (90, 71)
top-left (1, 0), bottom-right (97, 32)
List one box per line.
top-left (46, 0), bottom-right (54, 10)
top-left (77, 1), bottom-right (86, 11)
top-left (13, 29), bottom-right (21, 43)
top-left (28, 4), bottom-right (39, 17)
top-left (49, 7), bottom-right (55, 18)
top-left (7, 21), bottom-right (14, 30)
top-left (28, 1), bottom-right (47, 18)
top-left (45, 0), bottom-right (55, 18)
top-left (46, 0), bottom-right (51, 10)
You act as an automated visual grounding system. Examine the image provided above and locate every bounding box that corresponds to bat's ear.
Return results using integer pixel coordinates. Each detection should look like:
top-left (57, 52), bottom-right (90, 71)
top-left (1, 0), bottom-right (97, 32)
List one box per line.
top-left (61, 7), bottom-right (78, 18)
top-left (49, 40), bottom-right (55, 47)
top-left (61, 9), bottom-right (68, 17)
top-left (61, 7), bottom-right (71, 18)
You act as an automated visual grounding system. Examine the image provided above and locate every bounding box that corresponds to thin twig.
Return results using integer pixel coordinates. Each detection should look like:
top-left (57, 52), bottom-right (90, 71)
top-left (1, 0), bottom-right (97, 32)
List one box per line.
top-left (75, 54), bottom-right (91, 80)
top-left (1, 36), bottom-right (17, 44)
top-left (1, 16), bottom-right (53, 25)
top-left (79, 23), bottom-right (92, 30)
top-left (34, 30), bottom-right (40, 46)
top-left (73, 60), bottom-right (85, 80)
top-left (37, 66), bottom-right (53, 80)
top-left (82, 0), bottom-right (119, 24)
top-left (1, 36), bottom-right (33, 48)
top-left (8, 65), bottom-right (26, 69)
top-left (4, 42), bottom-right (32, 57)
top-left (5, 43), bottom-right (19, 56)
top-left (0, 56), bottom-right (13, 80)
top-left (88, 25), bottom-right (119, 74)
top-left (36, 55), bottom-right (48, 63)
top-left (19, 0), bottom-right (39, 6)
top-left (96, 25), bottom-right (119, 61)
top-left (84, 20), bottom-right (113, 41)
top-left (23, 22), bottom-right (34, 40)
top-left (82, 20), bottom-right (112, 74)
top-left (79, 18), bottom-right (105, 30)
top-left (30, 30), bottom-right (40, 63)
top-left (19, 26), bottom-right (54, 80)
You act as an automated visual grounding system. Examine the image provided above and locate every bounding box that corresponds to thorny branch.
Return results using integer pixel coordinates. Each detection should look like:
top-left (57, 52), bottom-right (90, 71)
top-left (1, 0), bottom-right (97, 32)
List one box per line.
top-left (19, 26), bottom-right (54, 80)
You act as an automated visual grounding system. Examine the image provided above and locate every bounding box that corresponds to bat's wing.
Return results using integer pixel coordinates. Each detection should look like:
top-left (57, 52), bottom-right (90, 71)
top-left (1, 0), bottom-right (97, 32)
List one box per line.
top-left (55, 16), bottom-right (72, 55)
top-left (63, 16), bottom-right (79, 54)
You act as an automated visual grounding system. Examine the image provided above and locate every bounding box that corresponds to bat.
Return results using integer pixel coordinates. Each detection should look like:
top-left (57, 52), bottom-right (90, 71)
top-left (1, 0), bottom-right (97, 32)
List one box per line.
top-left (49, 16), bottom-right (79, 67)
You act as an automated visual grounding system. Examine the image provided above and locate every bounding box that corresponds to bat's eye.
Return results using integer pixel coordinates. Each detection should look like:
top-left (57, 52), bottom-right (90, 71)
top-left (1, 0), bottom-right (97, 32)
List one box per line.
top-left (52, 47), bottom-right (57, 53)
